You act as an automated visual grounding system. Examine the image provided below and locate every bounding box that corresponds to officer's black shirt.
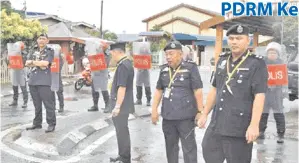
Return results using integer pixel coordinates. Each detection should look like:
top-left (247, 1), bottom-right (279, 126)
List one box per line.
top-left (156, 60), bottom-right (203, 120)
top-left (210, 50), bottom-right (268, 137)
top-left (28, 46), bottom-right (54, 86)
top-left (110, 56), bottom-right (134, 115)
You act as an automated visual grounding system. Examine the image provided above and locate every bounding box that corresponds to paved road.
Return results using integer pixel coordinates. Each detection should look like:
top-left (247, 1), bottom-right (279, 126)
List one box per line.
top-left (1, 68), bottom-right (298, 163)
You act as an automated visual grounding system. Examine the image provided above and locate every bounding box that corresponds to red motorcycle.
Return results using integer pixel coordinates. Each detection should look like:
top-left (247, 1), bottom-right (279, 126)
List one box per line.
top-left (74, 68), bottom-right (92, 90)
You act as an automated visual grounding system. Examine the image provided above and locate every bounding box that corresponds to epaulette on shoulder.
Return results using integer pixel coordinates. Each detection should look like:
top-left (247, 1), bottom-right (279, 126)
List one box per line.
top-left (186, 60), bottom-right (196, 64)
top-left (46, 46), bottom-right (54, 51)
top-left (159, 63), bottom-right (168, 69)
top-left (219, 52), bottom-right (230, 57)
top-left (250, 53), bottom-right (264, 59)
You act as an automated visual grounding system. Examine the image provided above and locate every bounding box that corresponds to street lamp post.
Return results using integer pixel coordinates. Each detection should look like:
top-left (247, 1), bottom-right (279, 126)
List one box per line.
top-left (100, 0), bottom-right (104, 38)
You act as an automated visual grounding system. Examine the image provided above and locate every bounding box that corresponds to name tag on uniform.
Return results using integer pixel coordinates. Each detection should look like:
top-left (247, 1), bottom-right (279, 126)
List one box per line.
top-left (178, 69), bottom-right (189, 73)
top-left (237, 68), bottom-right (249, 71)
top-left (164, 88), bottom-right (171, 98)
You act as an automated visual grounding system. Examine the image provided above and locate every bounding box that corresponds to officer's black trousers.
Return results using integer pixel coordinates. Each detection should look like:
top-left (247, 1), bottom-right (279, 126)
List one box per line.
top-left (202, 129), bottom-right (253, 163)
top-left (112, 114), bottom-right (131, 163)
top-left (29, 85), bottom-right (56, 126)
top-left (12, 85), bottom-right (28, 103)
top-left (162, 118), bottom-right (197, 163)
top-left (53, 85), bottom-right (64, 108)
top-left (260, 113), bottom-right (286, 135)
top-left (136, 86), bottom-right (151, 101)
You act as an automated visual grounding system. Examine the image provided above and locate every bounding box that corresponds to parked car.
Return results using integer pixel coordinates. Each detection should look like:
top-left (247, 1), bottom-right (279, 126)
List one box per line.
top-left (288, 54), bottom-right (298, 101)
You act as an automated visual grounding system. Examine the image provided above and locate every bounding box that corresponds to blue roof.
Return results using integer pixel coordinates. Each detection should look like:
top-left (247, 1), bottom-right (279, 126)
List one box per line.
top-left (195, 39), bottom-right (253, 46)
top-left (172, 33), bottom-right (198, 41)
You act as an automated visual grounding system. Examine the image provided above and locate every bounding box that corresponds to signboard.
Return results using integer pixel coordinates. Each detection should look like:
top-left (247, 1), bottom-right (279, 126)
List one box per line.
top-left (133, 55), bottom-right (152, 69)
top-left (88, 54), bottom-right (107, 71)
top-left (267, 64), bottom-right (288, 86)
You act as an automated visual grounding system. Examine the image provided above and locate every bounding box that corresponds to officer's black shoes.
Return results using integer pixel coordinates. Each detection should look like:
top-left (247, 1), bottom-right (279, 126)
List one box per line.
top-left (277, 135), bottom-right (284, 143)
top-left (45, 125), bottom-right (55, 133)
top-left (26, 125), bottom-right (42, 130)
top-left (146, 101), bottom-right (151, 106)
top-left (21, 103), bottom-right (27, 108)
top-left (110, 156), bottom-right (121, 162)
top-left (9, 100), bottom-right (18, 106)
top-left (134, 100), bottom-right (142, 105)
top-left (58, 107), bottom-right (64, 113)
top-left (88, 106), bottom-right (99, 112)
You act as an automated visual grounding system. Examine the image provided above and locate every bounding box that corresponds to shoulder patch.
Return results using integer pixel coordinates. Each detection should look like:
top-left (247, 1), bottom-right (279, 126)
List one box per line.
top-left (186, 60), bottom-right (196, 64)
top-left (159, 63), bottom-right (168, 69)
top-left (250, 54), bottom-right (264, 59)
top-left (219, 52), bottom-right (230, 57)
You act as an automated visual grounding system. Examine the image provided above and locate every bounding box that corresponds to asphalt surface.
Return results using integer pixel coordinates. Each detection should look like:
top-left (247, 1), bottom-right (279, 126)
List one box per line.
top-left (1, 68), bottom-right (298, 163)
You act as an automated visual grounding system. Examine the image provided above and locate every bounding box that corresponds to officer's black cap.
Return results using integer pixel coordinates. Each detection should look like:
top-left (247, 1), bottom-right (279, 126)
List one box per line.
top-left (226, 24), bottom-right (250, 36)
top-left (164, 41), bottom-right (182, 51)
top-left (109, 42), bottom-right (126, 51)
top-left (38, 33), bottom-right (48, 38)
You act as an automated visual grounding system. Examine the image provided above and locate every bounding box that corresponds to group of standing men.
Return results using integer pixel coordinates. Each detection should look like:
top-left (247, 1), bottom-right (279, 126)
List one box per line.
top-left (7, 23), bottom-right (286, 163)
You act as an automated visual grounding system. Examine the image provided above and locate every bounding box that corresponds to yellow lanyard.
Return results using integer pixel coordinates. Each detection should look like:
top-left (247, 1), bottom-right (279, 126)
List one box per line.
top-left (168, 65), bottom-right (181, 88)
top-left (115, 56), bottom-right (128, 72)
top-left (226, 51), bottom-right (251, 85)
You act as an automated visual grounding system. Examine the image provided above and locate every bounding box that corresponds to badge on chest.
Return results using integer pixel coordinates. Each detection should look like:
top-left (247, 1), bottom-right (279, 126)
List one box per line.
top-left (164, 88), bottom-right (171, 98)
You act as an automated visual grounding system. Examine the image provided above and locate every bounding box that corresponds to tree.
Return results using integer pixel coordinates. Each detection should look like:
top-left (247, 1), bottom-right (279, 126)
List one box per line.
top-left (1, 9), bottom-right (47, 54)
top-left (103, 30), bottom-right (118, 41)
top-left (85, 28), bottom-right (118, 41)
top-left (272, 16), bottom-right (298, 62)
top-left (150, 25), bottom-right (163, 31)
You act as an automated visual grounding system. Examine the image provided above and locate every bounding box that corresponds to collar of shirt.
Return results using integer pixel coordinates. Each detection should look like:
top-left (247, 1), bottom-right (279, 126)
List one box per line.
top-left (117, 56), bottom-right (127, 65)
top-left (170, 60), bottom-right (183, 71)
top-left (230, 49), bottom-right (249, 64)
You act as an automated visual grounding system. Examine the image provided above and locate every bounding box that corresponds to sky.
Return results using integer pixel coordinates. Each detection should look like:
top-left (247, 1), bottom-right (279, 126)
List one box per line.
top-left (9, 0), bottom-right (225, 34)
top-left (10, 0), bottom-right (282, 34)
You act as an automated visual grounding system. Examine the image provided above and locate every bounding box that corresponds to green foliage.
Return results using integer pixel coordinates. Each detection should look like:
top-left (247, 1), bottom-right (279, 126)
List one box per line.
top-left (1, 9), bottom-right (47, 48)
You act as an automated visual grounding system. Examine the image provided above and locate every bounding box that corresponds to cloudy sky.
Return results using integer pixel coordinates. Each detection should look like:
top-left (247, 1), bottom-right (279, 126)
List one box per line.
top-left (10, 0), bottom-right (281, 34)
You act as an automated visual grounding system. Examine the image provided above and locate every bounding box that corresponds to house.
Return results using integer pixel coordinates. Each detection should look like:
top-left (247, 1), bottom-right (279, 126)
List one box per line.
top-left (142, 3), bottom-right (224, 36)
top-left (26, 15), bottom-right (105, 74)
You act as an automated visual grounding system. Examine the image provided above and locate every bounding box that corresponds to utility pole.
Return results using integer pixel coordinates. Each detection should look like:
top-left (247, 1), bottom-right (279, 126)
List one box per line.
top-left (100, 0), bottom-right (104, 38)
top-left (23, 0), bottom-right (27, 18)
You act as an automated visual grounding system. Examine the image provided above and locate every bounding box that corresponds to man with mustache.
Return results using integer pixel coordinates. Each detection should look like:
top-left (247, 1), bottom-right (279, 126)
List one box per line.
top-left (151, 41), bottom-right (204, 163)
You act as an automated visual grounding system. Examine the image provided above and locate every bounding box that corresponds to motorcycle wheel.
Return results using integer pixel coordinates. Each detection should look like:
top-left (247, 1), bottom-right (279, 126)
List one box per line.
top-left (74, 78), bottom-right (85, 90)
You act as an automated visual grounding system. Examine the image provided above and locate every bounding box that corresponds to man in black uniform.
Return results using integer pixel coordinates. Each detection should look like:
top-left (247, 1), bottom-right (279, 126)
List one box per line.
top-left (53, 52), bottom-right (64, 113)
top-left (25, 33), bottom-right (56, 133)
top-left (8, 48), bottom-right (28, 108)
top-left (198, 24), bottom-right (268, 163)
top-left (152, 41), bottom-right (204, 163)
top-left (109, 42), bottom-right (134, 163)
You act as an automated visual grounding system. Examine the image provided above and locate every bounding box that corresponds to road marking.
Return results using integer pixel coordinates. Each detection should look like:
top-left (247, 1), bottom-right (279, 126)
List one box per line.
top-left (1, 117), bottom-right (115, 162)
top-left (67, 131), bottom-right (87, 144)
top-left (90, 119), bottom-right (109, 130)
top-left (78, 131), bottom-right (115, 156)
top-left (15, 137), bottom-right (59, 156)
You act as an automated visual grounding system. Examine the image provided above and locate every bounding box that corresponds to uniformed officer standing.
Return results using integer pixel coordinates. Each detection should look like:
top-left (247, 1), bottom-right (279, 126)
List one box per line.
top-left (25, 33), bottom-right (56, 133)
top-left (259, 42), bottom-right (286, 143)
top-left (151, 41), bottom-right (204, 163)
top-left (53, 52), bottom-right (64, 113)
top-left (135, 45), bottom-right (151, 106)
top-left (197, 24), bottom-right (268, 163)
top-left (88, 42), bottom-right (111, 113)
top-left (109, 42), bottom-right (134, 163)
top-left (8, 48), bottom-right (28, 108)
